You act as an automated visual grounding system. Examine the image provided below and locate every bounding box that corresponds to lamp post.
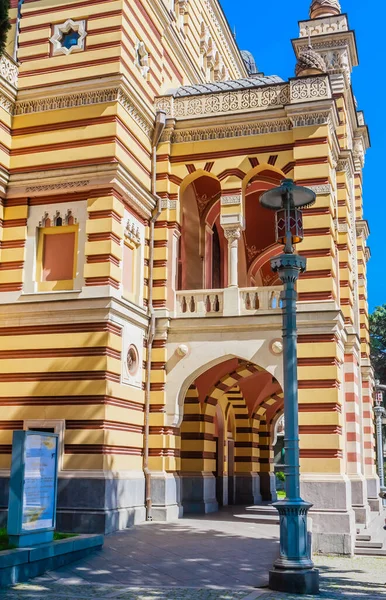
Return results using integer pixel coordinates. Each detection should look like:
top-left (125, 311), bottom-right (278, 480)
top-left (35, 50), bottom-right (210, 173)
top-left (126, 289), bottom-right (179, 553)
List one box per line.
top-left (260, 179), bottom-right (319, 595)
top-left (374, 388), bottom-right (385, 504)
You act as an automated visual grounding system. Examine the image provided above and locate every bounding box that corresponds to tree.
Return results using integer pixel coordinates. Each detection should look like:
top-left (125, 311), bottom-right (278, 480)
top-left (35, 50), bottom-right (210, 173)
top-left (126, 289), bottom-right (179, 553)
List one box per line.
top-left (0, 0), bottom-right (11, 57)
top-left (370, 305), bottom-right (386, 384)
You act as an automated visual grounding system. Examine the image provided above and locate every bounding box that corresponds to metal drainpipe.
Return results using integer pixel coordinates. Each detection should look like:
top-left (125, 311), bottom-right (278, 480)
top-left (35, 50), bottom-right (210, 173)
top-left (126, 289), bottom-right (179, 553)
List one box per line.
top-left (143, 110), bottom-right (166, 521)
top-left (13, 0), bottom-right (24, 61)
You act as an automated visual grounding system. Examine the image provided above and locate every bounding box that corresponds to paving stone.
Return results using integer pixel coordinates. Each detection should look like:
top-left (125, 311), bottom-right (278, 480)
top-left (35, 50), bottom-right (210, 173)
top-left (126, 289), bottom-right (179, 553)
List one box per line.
top-left (3, 509), bottom-right (386, 599)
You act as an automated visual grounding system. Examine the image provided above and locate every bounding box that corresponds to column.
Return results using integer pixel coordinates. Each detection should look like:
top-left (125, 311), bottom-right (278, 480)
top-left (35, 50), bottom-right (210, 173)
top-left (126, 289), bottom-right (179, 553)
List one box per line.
top-left (224, 227), bottom-right (241, 288)
top-left (361, 365), bottom-right (381, 511)
top-left (344, 334), bottom-right (371, 526)
top-left (220, 191), bottom-right (244, 312)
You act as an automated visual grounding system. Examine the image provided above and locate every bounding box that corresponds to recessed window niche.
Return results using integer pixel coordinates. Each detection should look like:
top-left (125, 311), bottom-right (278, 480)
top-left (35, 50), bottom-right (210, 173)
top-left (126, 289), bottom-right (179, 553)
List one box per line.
top-left (50, 19), bottom-right (87, 56)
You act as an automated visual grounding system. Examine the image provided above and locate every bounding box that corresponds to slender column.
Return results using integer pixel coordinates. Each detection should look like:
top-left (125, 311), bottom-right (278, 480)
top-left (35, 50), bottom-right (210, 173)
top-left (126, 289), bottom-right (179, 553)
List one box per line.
top-left (374, 404), bottom-right (385, 491)
top-left (269, 253), bottom-right (319, 595)
top-left (224, 227), bottom-right (240, 288)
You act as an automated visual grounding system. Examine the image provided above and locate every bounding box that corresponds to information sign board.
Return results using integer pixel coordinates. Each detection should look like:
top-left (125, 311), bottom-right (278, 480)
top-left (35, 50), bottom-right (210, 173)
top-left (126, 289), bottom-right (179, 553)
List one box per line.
top-left (7, 431), bottom-right (59, 547)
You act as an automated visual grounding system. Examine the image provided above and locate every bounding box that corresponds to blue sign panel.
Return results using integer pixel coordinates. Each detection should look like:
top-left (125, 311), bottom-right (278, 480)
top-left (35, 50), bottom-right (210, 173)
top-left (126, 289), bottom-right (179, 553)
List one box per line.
top-left (8, 431), bottom-right (59, 547)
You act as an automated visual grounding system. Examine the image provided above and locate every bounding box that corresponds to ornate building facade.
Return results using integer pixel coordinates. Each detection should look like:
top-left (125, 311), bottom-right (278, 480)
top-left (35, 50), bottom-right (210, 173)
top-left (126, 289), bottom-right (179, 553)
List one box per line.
top-left (0, 0), bottom-right (378, 554)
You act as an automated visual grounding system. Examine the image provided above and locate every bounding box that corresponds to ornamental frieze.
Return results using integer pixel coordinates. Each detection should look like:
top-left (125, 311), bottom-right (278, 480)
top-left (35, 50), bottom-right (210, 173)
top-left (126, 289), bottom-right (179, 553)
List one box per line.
top-left (0, 54), bottom-right (18, 89)
top-left (161, 119), bottom-right (292, 144)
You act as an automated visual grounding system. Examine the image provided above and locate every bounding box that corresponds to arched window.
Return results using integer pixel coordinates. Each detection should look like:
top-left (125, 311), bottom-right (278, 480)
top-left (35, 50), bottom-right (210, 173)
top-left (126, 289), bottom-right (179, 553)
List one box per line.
top-left (179, 174), bottom-right (222, 290)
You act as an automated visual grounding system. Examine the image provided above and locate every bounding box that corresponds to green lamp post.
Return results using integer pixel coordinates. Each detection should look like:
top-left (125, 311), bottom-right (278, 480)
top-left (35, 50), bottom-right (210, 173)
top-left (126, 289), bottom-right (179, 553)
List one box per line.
top-left (260, 179), bottom-right (320, 595)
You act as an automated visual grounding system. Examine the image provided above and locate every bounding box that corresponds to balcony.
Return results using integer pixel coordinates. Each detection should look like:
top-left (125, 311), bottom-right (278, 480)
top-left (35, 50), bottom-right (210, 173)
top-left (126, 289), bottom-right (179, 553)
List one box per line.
top-left (175, 286), bottom-right (282, 318)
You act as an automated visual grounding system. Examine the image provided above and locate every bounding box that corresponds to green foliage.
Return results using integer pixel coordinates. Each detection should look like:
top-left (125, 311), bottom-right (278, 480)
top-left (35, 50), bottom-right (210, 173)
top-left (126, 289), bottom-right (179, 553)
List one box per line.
top-left (370, 305), bottom-right (386, 385)
top-left (0, 527), bottom-right (15, 551)
top-left (277, 490), bottom-right (286, 499)
top-left (0, 0), bottom-right (11, 57)
top-left (0, 529), bottom-right (76, 552)
top-left (276, 470), bottom-right (286, 482)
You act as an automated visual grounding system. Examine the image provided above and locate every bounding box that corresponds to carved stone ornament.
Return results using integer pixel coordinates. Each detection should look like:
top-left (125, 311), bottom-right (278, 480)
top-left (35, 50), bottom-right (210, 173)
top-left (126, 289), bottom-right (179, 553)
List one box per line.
top-left (127, 345), bottom-right (139, 376)
top-left (164, 119), bottom-right (292, 144)
top-left (0, 54), bottom-right (18, 88)
top-left (135, 41), bottom-right (150, 78)
top-left (270, 339), bottom-right (283, 355)
top-left (50, 19), bottom-right (87, 56)
top-left (26, 180), bottom-right (89, 193)
top-left (221, 195), bottom-right (241, 206)
top-left (224, 227), bottom-right (241, 243)
top-left (310, 0), bottom-right (341, 19)
top-left (39, 209), bottom-right (76, 227)
top-left (15, 87), bottom-right (152, 136)
top-left (124, 220), bottom-right (141, 247)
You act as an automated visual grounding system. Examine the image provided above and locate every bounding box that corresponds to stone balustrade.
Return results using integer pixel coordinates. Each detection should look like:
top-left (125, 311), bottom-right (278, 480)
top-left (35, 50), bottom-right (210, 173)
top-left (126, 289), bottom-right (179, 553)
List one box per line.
top-left (175, 285), bottom-right (282, 318)
top-left (239, 286), bottom-right (282, 313)
top-left (155, 75), bottom-right (331, 120)
top-left (176, 290), bottom-right (224, 317)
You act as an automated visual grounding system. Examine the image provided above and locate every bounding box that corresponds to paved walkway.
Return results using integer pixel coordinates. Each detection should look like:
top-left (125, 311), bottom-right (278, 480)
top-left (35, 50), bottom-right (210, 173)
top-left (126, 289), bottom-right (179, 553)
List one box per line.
top-left (2, 507), bottom-right (386, 599)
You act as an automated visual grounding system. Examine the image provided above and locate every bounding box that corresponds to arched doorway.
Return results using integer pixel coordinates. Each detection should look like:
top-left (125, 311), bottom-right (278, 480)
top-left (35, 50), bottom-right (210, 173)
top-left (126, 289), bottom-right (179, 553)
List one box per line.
top-left (179, 357), bottom-right (283, 513)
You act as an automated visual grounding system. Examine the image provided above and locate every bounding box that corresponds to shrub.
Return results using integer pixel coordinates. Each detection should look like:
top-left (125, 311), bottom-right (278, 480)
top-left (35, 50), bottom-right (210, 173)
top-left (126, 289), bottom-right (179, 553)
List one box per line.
top-left (0, 0), bottom-right (11, 57)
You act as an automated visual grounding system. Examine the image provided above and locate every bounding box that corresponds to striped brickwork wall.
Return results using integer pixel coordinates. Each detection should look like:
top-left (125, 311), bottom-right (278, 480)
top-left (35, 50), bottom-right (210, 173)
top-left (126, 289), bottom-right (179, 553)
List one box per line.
top-left (9, 0), bottom-right (244, 95)
top-left (0, 319), bottom-right (147, 472)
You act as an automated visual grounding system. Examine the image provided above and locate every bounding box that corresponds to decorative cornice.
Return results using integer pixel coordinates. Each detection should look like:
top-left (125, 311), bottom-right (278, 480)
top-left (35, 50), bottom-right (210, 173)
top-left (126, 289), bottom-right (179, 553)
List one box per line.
top-left (163, 118), bottom-right (292, 143)
top-left (26, 180), bottom-right (90, 193)
top-left (117, 89), bottom-right (153, 136)
top-left (14, 84), bottom-right (153, 137)
top-left (299, 15), bottom-right (348, 38)
top-left (15, 88), bottom-right (118, 116)
top-left (289, 110), bottom-right (331, 128)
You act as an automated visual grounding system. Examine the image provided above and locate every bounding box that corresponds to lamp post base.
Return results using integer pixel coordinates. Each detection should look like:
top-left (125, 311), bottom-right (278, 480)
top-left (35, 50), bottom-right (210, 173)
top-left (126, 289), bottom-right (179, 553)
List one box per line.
top-left (269, 567), bottom-right (320, 595)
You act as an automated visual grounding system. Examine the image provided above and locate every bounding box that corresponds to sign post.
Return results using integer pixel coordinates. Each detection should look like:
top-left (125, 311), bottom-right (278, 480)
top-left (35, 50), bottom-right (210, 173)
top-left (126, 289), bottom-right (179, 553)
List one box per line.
top-left (7, 431), bottom-right (59, 547)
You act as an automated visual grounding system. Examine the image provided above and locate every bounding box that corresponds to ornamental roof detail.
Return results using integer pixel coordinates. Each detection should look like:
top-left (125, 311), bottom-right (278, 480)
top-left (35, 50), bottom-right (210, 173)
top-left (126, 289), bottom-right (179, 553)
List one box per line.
top-left (310, 0), bottom-right (341, 19)
top-left (168, 75), bottom-right (283, 98)
top-left (295, 46), bottom-right (327, 76)
top-left (241, 50), bottom-right (258, 75)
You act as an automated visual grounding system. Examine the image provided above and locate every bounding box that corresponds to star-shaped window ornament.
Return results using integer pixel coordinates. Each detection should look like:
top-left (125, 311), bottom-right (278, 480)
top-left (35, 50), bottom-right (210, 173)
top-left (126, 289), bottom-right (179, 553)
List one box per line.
top-left (50, 19), bottom-right (87, 56)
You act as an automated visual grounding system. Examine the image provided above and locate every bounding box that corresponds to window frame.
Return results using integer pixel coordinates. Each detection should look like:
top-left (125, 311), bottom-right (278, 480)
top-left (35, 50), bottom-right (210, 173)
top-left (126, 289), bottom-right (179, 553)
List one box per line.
top-left (36, 224), bottom-right (79, 292)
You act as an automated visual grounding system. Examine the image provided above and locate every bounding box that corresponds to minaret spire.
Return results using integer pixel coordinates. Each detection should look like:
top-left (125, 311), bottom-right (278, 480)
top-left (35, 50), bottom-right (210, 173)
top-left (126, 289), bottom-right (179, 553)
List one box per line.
top-left (310, 0), bottom-right (341, 19)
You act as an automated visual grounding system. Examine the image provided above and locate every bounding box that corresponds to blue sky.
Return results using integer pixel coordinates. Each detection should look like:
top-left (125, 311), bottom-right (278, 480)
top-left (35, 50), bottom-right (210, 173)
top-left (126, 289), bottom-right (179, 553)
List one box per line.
top-left (221, 0), bottom-right (385, 312)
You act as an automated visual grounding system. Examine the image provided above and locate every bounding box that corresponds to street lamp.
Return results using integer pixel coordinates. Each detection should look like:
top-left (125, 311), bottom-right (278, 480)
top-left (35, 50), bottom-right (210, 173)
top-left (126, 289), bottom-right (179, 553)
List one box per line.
top-left (260, 179), bottom-right (319, 595)
top-left (374, 387), bottom-right (385, 504)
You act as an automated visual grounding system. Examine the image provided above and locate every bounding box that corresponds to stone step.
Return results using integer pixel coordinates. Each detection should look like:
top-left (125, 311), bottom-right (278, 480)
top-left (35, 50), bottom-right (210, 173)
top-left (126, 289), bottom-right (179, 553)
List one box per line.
top-left (246, 506), bottom-right (278, 515)
top-left (355, 547), bottom-right (386, 557)
top-left (356, 534), bottom-right (372, 542)
top-left (240, 514), bottom-right (280, 524)
top-left (355, 541), bottom-right (383, 549)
